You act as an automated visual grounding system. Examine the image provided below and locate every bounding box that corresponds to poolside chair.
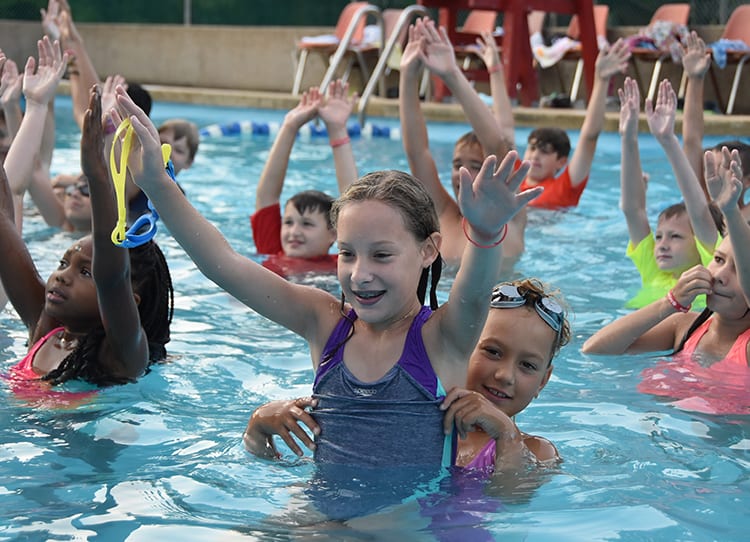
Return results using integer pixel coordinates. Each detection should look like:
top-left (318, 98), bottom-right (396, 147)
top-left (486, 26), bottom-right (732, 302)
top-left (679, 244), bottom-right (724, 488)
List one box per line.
top-left (454, 10), bottom-right (500, 70)
top-left (707, 4), bottom-right (750, 114)
top-left (538, 5), bottom-right (609, 103)
top-left (292, 2), bottom-right (380, 95)
top-left (628, 3), bottom-right (691, 103)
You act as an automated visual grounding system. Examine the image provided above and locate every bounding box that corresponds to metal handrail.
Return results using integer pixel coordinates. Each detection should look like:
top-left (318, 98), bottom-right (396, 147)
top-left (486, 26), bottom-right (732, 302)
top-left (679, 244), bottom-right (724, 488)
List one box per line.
top-left (357, 4), bottom-right (429, 126)
top-left (319, 4), bottom-right (383, 96)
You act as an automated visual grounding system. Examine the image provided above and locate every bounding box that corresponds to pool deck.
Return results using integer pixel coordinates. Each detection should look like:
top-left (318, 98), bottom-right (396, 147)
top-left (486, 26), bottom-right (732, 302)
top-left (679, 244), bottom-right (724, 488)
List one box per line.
top-left (141, 84), bottom-right (750, 137)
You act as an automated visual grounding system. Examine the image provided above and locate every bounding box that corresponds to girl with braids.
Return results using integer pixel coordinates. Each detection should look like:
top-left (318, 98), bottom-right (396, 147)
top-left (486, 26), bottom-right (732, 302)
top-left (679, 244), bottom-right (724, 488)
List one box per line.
top-left (1, 86), bottom-right (173, 390)
top-left (114, 84), bottom-right (540, 467)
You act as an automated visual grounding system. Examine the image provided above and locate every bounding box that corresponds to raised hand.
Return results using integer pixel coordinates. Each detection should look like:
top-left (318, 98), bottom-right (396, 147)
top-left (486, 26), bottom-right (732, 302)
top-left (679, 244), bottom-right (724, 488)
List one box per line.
top-left (101, 74), bottom-right (126, 124)
top-left (318, 79), bottom-right (356, 129)
top-left (40, 0), bottom-right (61, 41)
top-left (645, 79), bottom-right (677, 142)
top-left (419, 18), bottom-right (459, 78)
top-left (457, 151), bottom-right (539, 241)
top-left (618, 76), bottom-right (640, 138)
top-left (284, 86), bottom-right (322, 128)
top-left (22, 35), bottom-right (67, 107)
top-left (680, 31), bottom-right (711, 79)
top-left (477, 31), bottom-right (501, 71)
top-left (80, 85), bottom-right (106, 184)
top-left (0, 58), bottom-right (23, 108)
top-left (400, 20), bottom-right (425, 75)
top-left (705, 147), bottom-right (743, 213)
top-left (594, 38), bottom-right (630, 80)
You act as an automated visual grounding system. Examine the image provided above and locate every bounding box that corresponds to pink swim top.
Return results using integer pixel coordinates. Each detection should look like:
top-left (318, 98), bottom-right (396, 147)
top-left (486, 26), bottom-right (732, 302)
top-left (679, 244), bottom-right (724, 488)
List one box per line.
top-left (464, 439), bottom-right (496, 470)
top-left (4, 327), bottom-right (97, 408)
top-left (638, 317), bottom-right (750, 414)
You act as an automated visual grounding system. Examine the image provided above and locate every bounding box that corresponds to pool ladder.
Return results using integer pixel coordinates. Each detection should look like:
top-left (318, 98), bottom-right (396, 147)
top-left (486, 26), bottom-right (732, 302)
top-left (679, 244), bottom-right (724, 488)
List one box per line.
top-left (315, 4), bottom-right (429, 127)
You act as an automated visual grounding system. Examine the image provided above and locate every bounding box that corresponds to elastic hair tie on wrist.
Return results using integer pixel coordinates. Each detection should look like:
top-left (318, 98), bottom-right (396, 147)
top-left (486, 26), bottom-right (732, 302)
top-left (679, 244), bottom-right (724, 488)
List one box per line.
top-left (487, 63), bottom-right (503, 74)
top-left (329, 136), bottom-right (350, 148)
top-left (667, 289), bottom-right (691, 313)
top-left (461, 217), bottom-right (507, 248)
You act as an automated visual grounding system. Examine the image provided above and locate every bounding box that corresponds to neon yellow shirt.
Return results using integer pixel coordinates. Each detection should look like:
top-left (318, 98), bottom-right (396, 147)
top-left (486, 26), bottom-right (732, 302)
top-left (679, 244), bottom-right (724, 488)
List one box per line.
top-left (625, 234), bottom-right (717, 310)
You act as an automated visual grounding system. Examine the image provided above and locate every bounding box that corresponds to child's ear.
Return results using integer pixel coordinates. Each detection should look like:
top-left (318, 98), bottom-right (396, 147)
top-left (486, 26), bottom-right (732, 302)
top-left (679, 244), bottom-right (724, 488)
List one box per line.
top-left (536, 363), bottom-right (553, 398)
top-left (422, 232), bottom-right (442, 267)
top-left (555, 155), bottom-right (568, 170)
top-left (133, 292), bottom-right (141, 306)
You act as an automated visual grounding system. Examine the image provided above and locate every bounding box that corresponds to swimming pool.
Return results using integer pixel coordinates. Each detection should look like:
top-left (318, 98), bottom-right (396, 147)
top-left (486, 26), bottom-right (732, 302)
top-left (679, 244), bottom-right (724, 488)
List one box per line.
top-left (1, 96), bottom-right (747, 540)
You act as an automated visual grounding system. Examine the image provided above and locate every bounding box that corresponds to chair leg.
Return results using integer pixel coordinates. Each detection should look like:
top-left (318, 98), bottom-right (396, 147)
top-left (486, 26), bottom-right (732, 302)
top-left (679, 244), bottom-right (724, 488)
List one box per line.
top-left (292, 49), bottom-right (309, 96)
top-left (570, 59), bottom-right (584, 102)
top-left (677, 70), bottom-right (687, 100)
top-left (646, 56), bottom-right (666, 103)
top-left (726, 55), bottom-right (749, 115)
top-left (708, 65), bottom-right (727, 113)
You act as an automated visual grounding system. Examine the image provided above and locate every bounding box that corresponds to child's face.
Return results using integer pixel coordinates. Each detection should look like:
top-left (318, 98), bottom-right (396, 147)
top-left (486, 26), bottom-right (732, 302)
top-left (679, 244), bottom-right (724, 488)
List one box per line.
top-left (44, 238), bottom-right (99, 328)
top-left (706, 237), bottom-right (749, 317)
top-left (281, 203), bottom-right (335, 259)
top-left (466, 306), bottom-right (554, 418)
top-left (63, 181), bottom-right (92, 232)
top-left (451, 143), bottom-right (484, 197)
top-left (523, 139), bottom-right (567, 182)
top-left (336, 200), bottom-right (437, 324)
top-left (159, 129), bottom-right (192, 175)
top-left (654, 212), bottom-right (701, 275)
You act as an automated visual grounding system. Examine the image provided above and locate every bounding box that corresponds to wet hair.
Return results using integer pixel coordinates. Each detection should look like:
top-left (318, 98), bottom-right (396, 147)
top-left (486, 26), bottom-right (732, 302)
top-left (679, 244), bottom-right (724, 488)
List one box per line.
top-left (126, 83), bottom-right (152, 117)
top-left (286, 190), bottom-right (335, 229)
top-left (658, 202), bottom-right (726, 237)
top-left (501, 278), bottom-right (571, 361)
top-left (455, 131), bottom-right (484, 154)
top-left (44, 241), bottom-right (174, 386)
top-left (321, 170), bottom-right (442, 364)
top-left (528, 127), bottom-right (571, 158)
top-left (158, 119), bottom-right (200, 162)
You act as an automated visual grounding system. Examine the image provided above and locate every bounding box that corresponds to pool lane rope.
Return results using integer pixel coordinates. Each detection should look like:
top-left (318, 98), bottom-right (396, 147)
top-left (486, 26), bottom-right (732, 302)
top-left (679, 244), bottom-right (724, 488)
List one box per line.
top-left (199, 121), bottom-right (401, 140)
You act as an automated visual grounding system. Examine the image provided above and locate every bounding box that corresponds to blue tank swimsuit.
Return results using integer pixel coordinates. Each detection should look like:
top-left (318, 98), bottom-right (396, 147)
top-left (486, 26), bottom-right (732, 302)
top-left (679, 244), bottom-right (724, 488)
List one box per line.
top-left (312, 306), bottom-right (456, 467)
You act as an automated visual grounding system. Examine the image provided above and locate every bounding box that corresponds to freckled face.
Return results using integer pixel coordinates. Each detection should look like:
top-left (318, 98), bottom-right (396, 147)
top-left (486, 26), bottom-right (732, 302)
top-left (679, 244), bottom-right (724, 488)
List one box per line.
top-left (466, 307), bottom-right (554, 418)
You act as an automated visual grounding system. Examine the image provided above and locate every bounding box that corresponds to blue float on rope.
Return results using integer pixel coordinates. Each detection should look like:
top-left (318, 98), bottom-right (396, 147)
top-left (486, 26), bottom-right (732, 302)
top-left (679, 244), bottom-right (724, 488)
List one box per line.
top-left (199, 121), bottom-right (400, 140)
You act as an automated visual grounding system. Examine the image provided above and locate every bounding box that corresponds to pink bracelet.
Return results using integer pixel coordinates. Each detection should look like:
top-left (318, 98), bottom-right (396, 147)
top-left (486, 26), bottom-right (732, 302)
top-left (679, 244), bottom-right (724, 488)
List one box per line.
top-left (487, 63), bottom-right (503, 74)
top-left (667, 289), bottom-right (691, 313)
top-left (461, 217), bottom-right (507, 248)
top-left (329, 136), bottom-right (350, 148)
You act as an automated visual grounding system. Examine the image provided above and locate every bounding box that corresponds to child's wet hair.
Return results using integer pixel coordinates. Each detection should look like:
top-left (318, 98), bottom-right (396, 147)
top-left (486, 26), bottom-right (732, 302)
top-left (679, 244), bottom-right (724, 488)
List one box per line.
top-left (658, 202), bottom-right (726, 236)
top-left (158, 119), bottom-right (200, 161)
top-left (500, 278), bottom-right (571, 361)
top-left (455, 131), bottom-right (484, 154)
top-left (43, 241), bottom-right (174, 386)
top-left (528, 127), bottom-right (571, 158)
top-left (287, 190), bottom-right (335, 229)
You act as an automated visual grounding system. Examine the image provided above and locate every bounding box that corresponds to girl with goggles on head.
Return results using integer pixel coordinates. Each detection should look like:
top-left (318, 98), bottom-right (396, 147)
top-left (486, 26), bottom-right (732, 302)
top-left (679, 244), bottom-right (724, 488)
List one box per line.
top-left (245, 278), bottom-right (571, 475)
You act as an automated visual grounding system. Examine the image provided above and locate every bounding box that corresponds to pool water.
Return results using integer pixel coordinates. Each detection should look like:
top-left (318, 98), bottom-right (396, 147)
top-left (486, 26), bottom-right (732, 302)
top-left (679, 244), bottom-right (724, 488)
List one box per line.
top-left (0, 97), bottom-right (747, 540)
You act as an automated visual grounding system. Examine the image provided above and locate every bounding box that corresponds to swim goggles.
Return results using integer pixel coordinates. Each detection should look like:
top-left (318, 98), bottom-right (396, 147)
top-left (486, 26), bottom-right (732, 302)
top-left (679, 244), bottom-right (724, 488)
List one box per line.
top-left (490, 283), bottom-right (564, 339)
top-left (109, 118), bottom-right (176, 248)
top-left (65, 182), bottom-right (90, 197)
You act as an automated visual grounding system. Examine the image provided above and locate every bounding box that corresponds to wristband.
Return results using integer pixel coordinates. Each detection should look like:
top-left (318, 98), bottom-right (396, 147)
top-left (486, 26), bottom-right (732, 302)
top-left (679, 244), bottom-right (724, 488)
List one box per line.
top-left (667, 289), bottom-right (691, 313)
top-left (103, 117), bottom-right (117, 136)
top-left (487, 63), bottom-right (503, 74)
top-left (462, 217), bottom-right (507, 248)
top-left (329, 136), bottom-right (350, 148)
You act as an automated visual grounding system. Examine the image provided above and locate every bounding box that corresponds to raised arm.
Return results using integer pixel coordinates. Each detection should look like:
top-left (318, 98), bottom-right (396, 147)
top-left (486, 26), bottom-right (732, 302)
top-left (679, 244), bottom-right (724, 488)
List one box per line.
top-left (0, 57), bottom-right (23, 138)
top-left (318, 79), bottom-right (358, 194)
top-left (706, 148), bottom-right (750, 306)
top-left (568, 39), bottom-right (630, 187)
top-left (398, 21), bottom-right (450, 215)
top-left (477, 31), bottom-right (514, 148)
top-left (115, 86), bottom-right (337, 347)
top-left (680, 31), bottom-right (711, 192)
top-left (618, 77), bottom-right (650, 246)
top-left (422, 20), bottom-right (510, 158)
top-left (4, 36), bottom-right (66, 229)
top-left (646, 79), bottom-right (717, 249)
top-left (431, 152), bottom-right (539, 387)
top-left (82, 86), bottom-right (148, 380)
top-left (255, 87), bottom-right (320, 211)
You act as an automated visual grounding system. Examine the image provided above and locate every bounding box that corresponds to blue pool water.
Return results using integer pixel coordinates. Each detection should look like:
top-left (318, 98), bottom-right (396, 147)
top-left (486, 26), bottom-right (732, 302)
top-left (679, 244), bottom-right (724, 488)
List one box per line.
top-left (1, 97), bottom-right (748, 540)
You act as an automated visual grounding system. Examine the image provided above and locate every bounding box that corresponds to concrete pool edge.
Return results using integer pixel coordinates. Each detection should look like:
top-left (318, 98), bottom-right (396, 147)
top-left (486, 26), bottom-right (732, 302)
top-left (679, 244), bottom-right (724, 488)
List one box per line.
top-left (57, 82), bottom-right (750, 137)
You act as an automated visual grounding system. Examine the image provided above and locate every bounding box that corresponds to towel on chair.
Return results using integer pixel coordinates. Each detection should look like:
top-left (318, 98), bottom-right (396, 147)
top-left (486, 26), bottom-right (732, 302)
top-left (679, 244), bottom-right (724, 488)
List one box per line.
top-left (709, 39), bottom-right (750, 69)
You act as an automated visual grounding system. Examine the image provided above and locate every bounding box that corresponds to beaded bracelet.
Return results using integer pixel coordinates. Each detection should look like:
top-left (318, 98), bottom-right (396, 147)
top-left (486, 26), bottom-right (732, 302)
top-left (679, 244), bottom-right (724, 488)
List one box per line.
top-left (667, 289), bottom-right (691, 313)
top-left (487, 63), bottom-right (503, 74)
top-left (461, 217), bottom-right (507, 248)
top-left (329, 136), bottom-right (350, 148)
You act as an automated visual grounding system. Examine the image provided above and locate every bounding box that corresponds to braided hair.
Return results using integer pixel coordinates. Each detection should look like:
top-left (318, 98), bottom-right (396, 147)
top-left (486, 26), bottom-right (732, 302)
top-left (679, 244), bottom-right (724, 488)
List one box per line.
top-left (44, 240), bottom-right (174, 386)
